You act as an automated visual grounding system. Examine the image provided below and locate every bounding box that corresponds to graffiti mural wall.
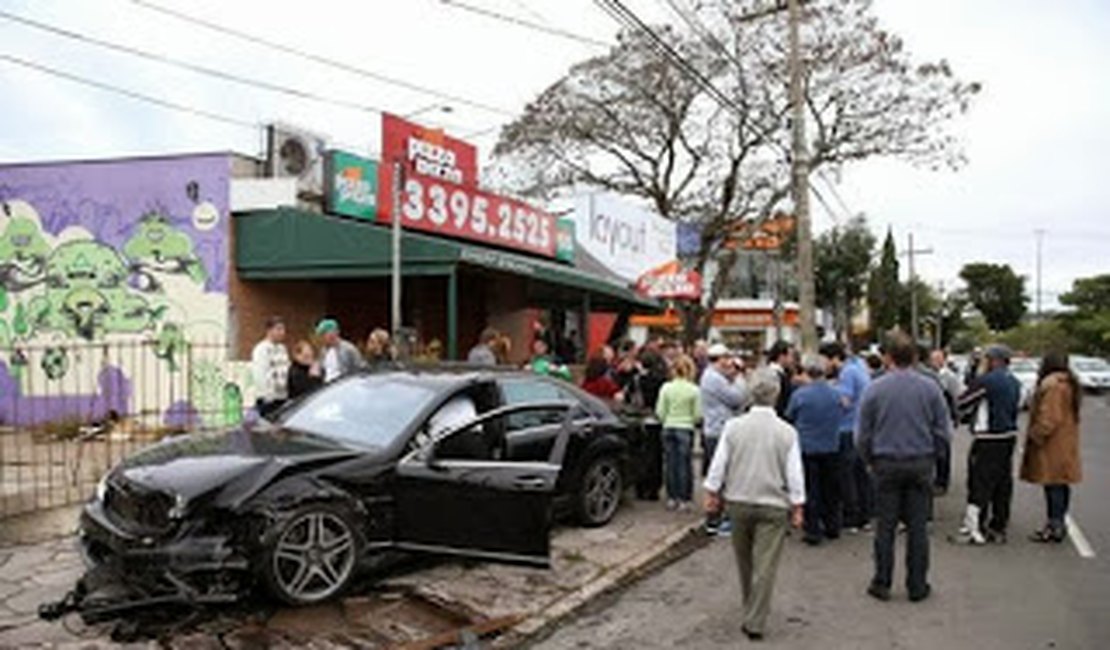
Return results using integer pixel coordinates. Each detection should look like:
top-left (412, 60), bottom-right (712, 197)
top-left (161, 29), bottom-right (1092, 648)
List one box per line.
top-left (0, 154), bottom-right (250, 429)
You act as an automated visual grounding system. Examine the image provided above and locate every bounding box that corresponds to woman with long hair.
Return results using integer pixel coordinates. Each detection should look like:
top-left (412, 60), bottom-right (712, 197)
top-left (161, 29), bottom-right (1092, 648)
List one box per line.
top-left (581, 354), bottom-right (622, 401)
top-left (654, 355), bottom-right (702, 510)
top-left (1020, 351), bottom-right (1083, 543)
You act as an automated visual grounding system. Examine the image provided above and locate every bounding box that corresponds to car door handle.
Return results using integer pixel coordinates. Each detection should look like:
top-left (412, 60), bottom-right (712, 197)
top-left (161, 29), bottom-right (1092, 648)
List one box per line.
top-left (513, 476), bottom-right (548, 490)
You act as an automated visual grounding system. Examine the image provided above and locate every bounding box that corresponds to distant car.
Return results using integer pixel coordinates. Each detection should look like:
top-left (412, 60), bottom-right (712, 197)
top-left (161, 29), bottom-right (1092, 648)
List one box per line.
top-left (949, 354), bottom-right (970, 381)
top-left (1070, 356), bottom-right (1110, 393)
top-left (1009, 357), bottom-right (1040, 410)
top-left (75, 369), bottom-right (635, 611)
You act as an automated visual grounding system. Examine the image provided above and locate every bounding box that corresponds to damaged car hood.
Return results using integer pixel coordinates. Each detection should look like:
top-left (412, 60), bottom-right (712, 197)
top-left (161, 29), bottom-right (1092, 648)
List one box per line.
top-left (114, 426), bottom-right (361, 503)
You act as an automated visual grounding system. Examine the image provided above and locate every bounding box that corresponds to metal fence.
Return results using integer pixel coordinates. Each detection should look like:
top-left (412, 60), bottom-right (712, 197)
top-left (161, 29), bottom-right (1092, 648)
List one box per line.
top-left (0, 340), bottom-right (244, 519)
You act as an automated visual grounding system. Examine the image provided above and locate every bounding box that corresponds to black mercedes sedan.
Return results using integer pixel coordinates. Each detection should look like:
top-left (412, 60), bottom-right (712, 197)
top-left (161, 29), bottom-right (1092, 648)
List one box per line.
top-left (74, 369), bottom-right (634, 610)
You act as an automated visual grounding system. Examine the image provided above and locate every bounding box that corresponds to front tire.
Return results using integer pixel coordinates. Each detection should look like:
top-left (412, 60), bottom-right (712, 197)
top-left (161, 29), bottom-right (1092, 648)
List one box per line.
top-left (575, 455), bottom-right (623, 527)
top-left (260, 503), bottom-right (362, 606)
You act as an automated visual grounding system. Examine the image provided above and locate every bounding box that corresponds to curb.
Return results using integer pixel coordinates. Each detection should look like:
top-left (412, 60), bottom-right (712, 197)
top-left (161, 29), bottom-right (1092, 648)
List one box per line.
top-left (495, 520), bottom-right (710, 648)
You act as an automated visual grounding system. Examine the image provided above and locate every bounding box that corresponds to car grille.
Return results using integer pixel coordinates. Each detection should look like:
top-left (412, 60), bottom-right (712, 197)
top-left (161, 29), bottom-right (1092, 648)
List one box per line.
top-left (103, 478), bottom-right (174, 533)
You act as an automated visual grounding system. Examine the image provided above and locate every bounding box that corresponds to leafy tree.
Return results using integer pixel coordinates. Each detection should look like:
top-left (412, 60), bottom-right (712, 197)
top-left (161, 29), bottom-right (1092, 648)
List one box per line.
top-left (1059, 274), bottom-right (1110, 355)
top-left (867, 229), bottom-right (900, 335)
top-left (959, 263), bottom-right (1028, 331)
top-left (490, 1), bottom-right (979, 340)
top-left (815, 216), bottom-right (876, 339)
top-left (1000, 320), bottom-right (1078, 357)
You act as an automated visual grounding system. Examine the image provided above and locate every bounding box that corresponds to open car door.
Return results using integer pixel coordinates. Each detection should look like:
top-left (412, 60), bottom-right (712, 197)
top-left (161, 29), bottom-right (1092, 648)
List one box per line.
top-left (393, 401), bottom-right (574, 567)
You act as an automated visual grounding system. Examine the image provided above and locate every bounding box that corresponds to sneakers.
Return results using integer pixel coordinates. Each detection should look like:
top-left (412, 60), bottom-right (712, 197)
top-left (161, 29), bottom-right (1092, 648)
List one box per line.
top-left (666, 499), bottom-right (678, 511)
top-left (948, 530), bottom-right (987, 545)
top-left (985, 529), bottom-right (1007, 545)
top-left (716, 518), bottom-right (733, 537)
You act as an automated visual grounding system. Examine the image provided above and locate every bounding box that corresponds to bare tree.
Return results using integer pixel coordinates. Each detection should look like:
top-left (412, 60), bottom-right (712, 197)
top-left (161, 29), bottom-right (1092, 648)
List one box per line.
top-left (490, 0), bottom-right (980, 341)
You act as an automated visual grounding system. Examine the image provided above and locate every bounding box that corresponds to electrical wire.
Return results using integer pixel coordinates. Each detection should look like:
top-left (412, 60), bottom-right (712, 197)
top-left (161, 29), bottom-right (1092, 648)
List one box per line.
top-left (0, 52), bottom-right (259, 131)
top-left (128, 0), bottom-right (515, 116)
top-left (0, 9), bottom-right (388, 116)
top-left (438, 0), bottom-right (610, 47)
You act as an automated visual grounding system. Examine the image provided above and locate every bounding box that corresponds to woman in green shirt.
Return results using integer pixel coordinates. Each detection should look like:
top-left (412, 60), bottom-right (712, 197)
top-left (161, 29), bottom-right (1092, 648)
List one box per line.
top-left (656, 355), bottom-right (702, 510)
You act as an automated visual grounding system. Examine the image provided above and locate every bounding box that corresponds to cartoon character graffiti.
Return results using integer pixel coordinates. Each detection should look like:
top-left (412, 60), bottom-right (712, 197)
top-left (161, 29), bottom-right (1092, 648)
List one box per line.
top-left (153, 322), bottom-right (186, 372)
top-left (28, 240), bottom-right (154, 340)
top-left (0, 201), bottom-right (51, 292)
top-left (124, 211), bottom-right (207, 289)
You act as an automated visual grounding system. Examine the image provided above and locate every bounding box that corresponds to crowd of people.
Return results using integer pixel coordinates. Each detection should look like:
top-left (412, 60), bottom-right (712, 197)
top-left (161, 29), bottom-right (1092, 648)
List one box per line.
top-left (563, 331), bottom-right (1084, 641)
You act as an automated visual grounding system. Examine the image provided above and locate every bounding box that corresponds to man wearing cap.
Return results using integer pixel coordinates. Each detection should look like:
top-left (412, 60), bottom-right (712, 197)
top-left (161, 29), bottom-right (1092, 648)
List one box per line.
top-left (316, 318), bottom-right (365, 383)
top-left (700, 342), bottom-right (748, 534)
top-left (952, 344), bottom-right (1022, 545)
top-left (251, 316), bottom-right (290, 419)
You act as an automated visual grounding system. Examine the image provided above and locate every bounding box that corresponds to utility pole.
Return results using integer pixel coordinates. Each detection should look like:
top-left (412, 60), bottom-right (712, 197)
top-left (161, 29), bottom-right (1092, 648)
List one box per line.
top-left (1035, 229), bottom-right (1045, 321)
top-left (391, 159), bottom-right (404, 341)
top-left (904, 232), bottom-right (934, 343)
top-left (788, 0), bottom-right (817, 354)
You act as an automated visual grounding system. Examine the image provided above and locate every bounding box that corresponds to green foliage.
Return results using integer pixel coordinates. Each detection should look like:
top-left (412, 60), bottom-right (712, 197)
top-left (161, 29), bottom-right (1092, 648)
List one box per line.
top-left (1058, 274), bottom-right (1110, 356)
top-left (959, 262), bottom-right (1028, 331)
top-left (815, 216), bottom-right (877, 336)
top-left (867, 229), bottom-right (900, 335)
top-left (999, 320), bottom-right (1078, 357)
top-left (13, 302), bottom-right (28, 338)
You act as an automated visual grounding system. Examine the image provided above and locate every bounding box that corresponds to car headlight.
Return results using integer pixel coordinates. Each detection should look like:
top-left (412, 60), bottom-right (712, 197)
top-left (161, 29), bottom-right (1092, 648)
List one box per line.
top-left (168, 494), bottom-right (189, 520)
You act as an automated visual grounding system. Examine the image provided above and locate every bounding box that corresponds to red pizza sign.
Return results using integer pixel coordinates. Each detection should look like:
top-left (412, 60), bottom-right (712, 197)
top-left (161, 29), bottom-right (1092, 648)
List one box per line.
top-left (377, 113), bottom-right (555, 257)
top-left (636, 260), bottom-right (702, 300)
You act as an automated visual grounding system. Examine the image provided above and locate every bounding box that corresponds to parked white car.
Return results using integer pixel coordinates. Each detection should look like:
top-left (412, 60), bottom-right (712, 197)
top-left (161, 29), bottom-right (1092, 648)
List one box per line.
top-left (1009, 357), bottom-right (1040, 410)
top-left (1070, 356), bottom-right (1110, 393)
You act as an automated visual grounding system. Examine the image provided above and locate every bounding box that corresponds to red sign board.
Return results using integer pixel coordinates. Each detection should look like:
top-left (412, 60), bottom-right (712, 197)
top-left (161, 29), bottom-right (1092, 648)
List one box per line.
top-left (377, 112), bottom-right (555, 258)
top-left (636, 260), bottom-right (702, 300)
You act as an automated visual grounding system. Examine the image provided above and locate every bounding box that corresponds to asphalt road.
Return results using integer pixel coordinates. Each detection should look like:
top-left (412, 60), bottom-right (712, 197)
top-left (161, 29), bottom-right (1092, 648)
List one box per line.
top-left (532, 395), bottom-right (1110, 650)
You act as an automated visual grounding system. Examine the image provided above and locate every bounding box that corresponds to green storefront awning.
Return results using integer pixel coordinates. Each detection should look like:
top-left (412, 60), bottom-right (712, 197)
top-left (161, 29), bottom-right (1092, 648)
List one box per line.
top-left (234, 208), bottom-right (660, 312)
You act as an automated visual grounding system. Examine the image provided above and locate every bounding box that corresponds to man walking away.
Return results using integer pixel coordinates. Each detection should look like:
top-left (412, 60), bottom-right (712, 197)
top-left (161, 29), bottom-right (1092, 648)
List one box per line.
top-left (704, 369), bottom-right (805, 641)
top-left (953, 344), bottom-right (1022, 545)
top-left (699, 343), bottom-right (748, 534)
top-left (786, 355), bottom-right (846, 545)
top-left (251, 316), bottom-right (290, 420)
top-left (316, 319), bottom-right (365, 383)
top-left (856, 332), bottom-right (951, 603)
top-left (820, 342), bottom-right (872, 532)
top-left (766, 341), bottom-right (796, 417)
top-left (467, 327), bottom-right (499, 366)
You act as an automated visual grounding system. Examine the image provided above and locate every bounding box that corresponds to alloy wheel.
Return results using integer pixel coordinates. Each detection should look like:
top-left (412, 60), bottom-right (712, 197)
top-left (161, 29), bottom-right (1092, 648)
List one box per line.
top-left (272, 511), bottom-right (356, 604)
top-left (583, 458), bottom-right (621, 525)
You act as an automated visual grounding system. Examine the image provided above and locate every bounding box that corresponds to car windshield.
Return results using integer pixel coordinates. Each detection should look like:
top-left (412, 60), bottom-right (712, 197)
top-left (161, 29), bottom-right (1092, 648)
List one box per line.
top-left (1010, 359), bottom-right (1039, 373)
top-left (281, 376), bottom-right (438, 450)
top-left (1075, 359), bottom-right (1110, 372)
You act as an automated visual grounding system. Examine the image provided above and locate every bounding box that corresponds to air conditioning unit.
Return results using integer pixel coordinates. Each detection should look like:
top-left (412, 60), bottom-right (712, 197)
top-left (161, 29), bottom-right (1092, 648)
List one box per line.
top-left (266, 123), bottom-right (327, 202)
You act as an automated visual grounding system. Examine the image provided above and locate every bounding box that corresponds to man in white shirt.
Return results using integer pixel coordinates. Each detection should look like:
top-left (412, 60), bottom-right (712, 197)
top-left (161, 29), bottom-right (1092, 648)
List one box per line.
top-left (704, 368), bottom-right (805, 642)
top-left (251, 316), bottom-right (290, 419)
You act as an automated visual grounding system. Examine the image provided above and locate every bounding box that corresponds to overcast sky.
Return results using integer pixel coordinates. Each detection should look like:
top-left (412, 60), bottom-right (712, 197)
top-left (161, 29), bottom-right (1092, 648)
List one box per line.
top-left (1, 0), bottom-right (1107, 308)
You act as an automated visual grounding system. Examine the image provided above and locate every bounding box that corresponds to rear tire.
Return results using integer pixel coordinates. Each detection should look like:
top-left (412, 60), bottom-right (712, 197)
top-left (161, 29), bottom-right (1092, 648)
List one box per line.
top-left (259, 503), bottom-right (362, 606)
top-left (575, 455), bottom-right (623, 527)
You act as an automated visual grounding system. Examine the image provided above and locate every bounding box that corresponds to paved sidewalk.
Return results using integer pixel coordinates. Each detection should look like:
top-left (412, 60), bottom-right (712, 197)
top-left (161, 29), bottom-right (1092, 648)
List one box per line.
top-left (0, 499), bottom-right (702, 649)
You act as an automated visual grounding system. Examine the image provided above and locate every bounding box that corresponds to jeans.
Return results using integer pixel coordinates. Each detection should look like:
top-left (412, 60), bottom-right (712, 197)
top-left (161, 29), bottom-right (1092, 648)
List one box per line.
top-left (872, 457), bottom-right (933, 596)
top-left (967, 438), bottom-right (1016, 534)
top-left (803, 452), bottom-right (843, 541)
top-left (727, 502), bottom-right (789, 635)
top-left (702, 433), bottom-right (720, 477)
top-left (839, 432), bottom-right (873, 527)
top-left (663, 427), bottom-right (694, 502)
top-left (1045, 484), bottom-right (1071, 530)
top-left (635, 421), bottom-right (664, 500)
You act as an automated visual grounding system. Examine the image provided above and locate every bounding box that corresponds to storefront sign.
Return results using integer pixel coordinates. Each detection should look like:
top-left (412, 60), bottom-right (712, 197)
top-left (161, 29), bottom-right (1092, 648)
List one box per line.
top-left (573, 192), bottom-right (677, 281)
top-left (460, 246), bottom-right (536, 276)
top-left (377, 112), bottom-right (556, 258)
top-left (636, 260), bottom-right (702, 300)
top-left (555, 219), bottom-right (576, 264)
top-left (325, 150), bottom-right (378, 220)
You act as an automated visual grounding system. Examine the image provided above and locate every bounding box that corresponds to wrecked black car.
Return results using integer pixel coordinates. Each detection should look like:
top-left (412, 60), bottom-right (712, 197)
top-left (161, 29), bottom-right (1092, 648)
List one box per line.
top-left (49, 369), bottom-right (634, 620)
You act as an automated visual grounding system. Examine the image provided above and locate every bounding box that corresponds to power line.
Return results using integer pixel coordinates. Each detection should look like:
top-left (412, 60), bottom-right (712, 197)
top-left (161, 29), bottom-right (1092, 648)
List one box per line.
top-left (0, 52), bottom-right (259, 131)
top-left (659, 0), bottom-right (746, 75)
top-left (438, 0), bottom-right (610, 47)
top-left (0, 9), bottom-right (388, 116)
top-left (129, 0), bottom-right (515, 116)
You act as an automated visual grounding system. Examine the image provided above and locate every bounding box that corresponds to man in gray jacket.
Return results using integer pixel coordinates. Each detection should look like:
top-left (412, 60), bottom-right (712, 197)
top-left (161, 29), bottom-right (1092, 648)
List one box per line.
top-left (700, 343), bottom-right (748, 534)
top-left (316, 319), bottom-right (366, 383)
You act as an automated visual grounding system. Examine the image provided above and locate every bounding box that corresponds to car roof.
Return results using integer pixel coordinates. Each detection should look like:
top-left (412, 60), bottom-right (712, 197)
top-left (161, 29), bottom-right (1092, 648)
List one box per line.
top-left (356, 363), bottom-right (541, 388)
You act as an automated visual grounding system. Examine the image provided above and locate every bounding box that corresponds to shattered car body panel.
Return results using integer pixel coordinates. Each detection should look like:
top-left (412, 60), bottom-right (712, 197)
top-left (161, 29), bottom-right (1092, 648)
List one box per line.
top-left (43, 370), bottom-right (636, 626)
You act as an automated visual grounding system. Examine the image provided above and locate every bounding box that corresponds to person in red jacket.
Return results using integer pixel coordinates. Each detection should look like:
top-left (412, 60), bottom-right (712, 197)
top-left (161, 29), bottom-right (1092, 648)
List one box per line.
top-left (582, 354), bottom-right (623, 401)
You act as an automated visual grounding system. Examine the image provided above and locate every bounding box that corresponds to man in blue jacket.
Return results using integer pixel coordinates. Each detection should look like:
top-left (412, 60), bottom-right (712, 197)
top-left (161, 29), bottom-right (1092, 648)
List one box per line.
top-left (821, 342), bottom-right (872, 531)
top-left (952, 344), bottom-right (1022, 545)
top-left (786, 355), bottom-right (847, 545)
